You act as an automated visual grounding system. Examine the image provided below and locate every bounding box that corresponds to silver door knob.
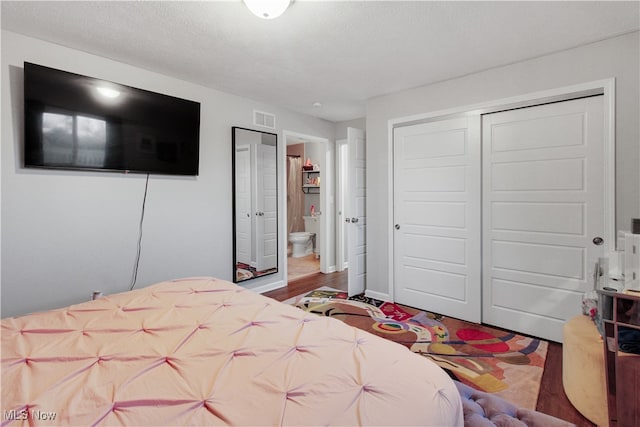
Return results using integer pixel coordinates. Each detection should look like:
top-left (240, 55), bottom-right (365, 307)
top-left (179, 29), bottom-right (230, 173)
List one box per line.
top-left (395, 224), bottom-right (400, 230)
top-left (593, 237), bottom-right (604, 245)
top-left (351, 218), bottom-right (358, 223)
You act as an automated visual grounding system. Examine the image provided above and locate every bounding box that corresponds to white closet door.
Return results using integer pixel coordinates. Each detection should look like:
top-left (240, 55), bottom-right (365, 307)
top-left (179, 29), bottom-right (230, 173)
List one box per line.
top-left (255, 144), bottom-right (277, 271)
top-left (394, 117), bottom-right (481, 323)
top-left (482, 95), bottom-right (605, 342)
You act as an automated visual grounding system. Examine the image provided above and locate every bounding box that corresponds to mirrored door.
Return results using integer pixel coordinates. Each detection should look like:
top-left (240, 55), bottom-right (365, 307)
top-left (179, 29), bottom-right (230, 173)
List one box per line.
top-left (232, 127), bottom-right (278, 283)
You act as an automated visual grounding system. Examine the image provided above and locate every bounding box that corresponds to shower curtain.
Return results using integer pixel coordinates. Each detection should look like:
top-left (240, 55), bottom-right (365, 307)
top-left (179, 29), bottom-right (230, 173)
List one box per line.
top-left (287, 156), bottom-right (304, 234)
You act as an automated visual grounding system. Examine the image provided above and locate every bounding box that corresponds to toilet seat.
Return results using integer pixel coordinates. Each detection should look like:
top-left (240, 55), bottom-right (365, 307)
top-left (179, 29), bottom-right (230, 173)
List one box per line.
top-left (289, 232), bottom-right (311, 240)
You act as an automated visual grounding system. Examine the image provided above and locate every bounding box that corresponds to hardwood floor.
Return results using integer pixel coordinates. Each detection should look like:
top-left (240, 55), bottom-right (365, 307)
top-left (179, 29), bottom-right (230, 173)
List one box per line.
top-left (264, 270), bottom-right (596, 425)
top-left (263, 270), bottom-right (348, 301)
top-left (538, 343), bottom-right (596, 426)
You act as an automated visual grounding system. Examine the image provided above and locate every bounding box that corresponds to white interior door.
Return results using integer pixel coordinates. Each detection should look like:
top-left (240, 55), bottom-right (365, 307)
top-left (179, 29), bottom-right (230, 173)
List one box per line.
top-left (336, 139), bottom-right (348, 271)
top-left (482, 95), bottom-right (605, 342)
top-left (235, 144), bottom-right (251, 265)
top-left (393, 117), bottom-right (481, 323)
top-left (255, 144), bottom-right (277, 271)
top-left (347, 128), bottom-right (366, 296)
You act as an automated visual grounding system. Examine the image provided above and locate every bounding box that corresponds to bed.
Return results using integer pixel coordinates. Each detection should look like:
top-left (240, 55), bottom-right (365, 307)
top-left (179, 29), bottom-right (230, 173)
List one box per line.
top-left (1, 277), bottom-right (463, 426)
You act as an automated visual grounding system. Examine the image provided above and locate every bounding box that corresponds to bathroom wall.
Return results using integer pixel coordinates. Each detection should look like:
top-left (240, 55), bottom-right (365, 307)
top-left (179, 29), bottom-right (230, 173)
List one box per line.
top-left (287, 144), bottom-right (304, 158)
top-left (303, 142), bottom-right (323, 216)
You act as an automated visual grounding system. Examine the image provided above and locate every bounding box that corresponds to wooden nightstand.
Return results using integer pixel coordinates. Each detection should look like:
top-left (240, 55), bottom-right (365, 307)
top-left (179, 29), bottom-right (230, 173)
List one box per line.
top-left (598, 289), bottom-right (640, 426)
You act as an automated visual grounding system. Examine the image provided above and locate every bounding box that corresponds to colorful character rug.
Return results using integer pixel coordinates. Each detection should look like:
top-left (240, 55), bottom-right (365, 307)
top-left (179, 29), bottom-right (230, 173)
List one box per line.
top-left (286, 288), bottom-right (548, 410)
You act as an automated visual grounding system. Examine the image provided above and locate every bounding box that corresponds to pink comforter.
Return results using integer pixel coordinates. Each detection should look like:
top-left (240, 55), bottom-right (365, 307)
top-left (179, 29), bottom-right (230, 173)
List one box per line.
top-left (2, 277), bottom-right (463, 426)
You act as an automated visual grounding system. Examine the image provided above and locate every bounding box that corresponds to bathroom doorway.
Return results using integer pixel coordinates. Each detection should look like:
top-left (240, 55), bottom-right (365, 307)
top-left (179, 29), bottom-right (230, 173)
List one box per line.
top-left (283, 131), bottom-right (331, 282)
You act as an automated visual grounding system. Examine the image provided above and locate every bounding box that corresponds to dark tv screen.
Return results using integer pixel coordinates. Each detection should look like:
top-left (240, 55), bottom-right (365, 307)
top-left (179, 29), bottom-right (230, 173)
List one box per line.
top-left (24, 62), bottom-right (200, 175)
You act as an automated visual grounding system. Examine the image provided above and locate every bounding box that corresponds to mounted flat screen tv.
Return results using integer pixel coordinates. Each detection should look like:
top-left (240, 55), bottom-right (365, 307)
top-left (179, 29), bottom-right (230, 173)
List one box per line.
top-left (24, 62), bottom-right (200, 176)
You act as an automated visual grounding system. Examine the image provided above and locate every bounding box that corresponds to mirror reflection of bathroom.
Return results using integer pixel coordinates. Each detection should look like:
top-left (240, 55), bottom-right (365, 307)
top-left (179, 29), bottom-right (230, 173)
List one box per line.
top-left (286, 136), bottom-right (322, 281)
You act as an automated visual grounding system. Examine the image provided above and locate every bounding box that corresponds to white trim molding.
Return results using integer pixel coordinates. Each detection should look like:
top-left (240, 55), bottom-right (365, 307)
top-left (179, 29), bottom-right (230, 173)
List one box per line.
top-left (251, 280), bottom-right (286, 294)
top-left (365, 289), bottom-right (392, 302)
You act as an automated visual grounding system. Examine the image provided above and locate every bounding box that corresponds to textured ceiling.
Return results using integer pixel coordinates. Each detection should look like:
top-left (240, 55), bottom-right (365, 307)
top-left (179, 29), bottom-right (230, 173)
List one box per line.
top-left (2, 1), bottom-right (639, 122)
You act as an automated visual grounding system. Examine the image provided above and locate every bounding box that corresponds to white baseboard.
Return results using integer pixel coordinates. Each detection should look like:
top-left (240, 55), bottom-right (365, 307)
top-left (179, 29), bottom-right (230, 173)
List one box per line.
top-left (249, 280), bottom-right (286, 294)
top-left (365, 290), bottom-right (392, 302)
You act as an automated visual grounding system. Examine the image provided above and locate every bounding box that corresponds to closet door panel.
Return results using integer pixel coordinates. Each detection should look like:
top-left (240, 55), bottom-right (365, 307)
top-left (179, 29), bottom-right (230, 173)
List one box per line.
top-left (394, 117), bottom-right (481, 323)
top-left (482, 96), bottom-right (605, 342)
top-left (490, 278), bottom-right (583, 320)
top-left (491, 158), bottom-right (584, 191)
top-left (401, 166), bottom-right (467, 192)
top-left (402, 267), bottom-right (467, 301)
top-left (403, 201), bottom-right (466, 228)
top-left (492, 240), bottom-right (585, 279)
top-left (492, 202), bottom-right (584, 235)
top-left (490, 111), bottom-right (585, 152)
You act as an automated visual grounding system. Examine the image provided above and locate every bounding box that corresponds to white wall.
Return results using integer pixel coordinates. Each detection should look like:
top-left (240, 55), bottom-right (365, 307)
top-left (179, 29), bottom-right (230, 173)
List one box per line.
top-left (1, 31), bottom-right (335, 317)
top-left (335, 118), bottom-right (366, 140)
top-left (366, 31), bottom-right (640, 297)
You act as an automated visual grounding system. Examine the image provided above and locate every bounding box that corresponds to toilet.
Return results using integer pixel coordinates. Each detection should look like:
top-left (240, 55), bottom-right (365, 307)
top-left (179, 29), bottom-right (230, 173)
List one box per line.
top-left (288, 216), bottom-right (319, 258)
top-left (288, 232), bottom-right (311, 257)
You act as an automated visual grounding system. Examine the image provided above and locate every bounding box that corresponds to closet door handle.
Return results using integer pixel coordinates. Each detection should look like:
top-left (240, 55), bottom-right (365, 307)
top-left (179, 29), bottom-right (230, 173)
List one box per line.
top-left (395, 224), bottom-right (400, 230)
top-left (351, 218), bottom-right (359, 223)
top-left (592, 237), bottom-right (604, 245)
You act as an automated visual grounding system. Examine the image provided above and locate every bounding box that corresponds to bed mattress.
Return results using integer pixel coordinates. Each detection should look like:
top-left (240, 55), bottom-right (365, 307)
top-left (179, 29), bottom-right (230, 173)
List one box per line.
top-left (2, 277), bottom-right (463, 426)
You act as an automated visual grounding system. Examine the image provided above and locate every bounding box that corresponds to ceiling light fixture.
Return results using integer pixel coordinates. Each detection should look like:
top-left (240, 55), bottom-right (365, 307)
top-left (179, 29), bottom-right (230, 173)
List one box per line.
top-left (244, 0), bottom-right (291, 20)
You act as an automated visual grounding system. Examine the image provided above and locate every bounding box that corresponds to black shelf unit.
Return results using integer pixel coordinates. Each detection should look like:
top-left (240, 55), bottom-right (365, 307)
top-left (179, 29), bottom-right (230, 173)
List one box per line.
top-left (302, 170), bottom-right (320, 194)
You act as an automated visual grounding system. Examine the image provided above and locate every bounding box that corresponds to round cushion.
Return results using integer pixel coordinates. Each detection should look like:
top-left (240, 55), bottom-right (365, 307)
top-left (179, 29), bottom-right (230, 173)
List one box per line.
top-left (562, 315), bottom-right (608, 427)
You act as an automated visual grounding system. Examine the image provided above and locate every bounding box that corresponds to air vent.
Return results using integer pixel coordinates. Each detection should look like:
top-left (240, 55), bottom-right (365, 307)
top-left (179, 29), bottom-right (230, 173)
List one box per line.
top-left (253, 110), bottom-right (276, 129)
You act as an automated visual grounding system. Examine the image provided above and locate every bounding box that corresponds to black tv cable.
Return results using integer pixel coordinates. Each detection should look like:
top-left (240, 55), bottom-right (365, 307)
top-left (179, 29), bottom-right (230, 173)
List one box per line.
top-left (130, 173), bottom-right (150, 290)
